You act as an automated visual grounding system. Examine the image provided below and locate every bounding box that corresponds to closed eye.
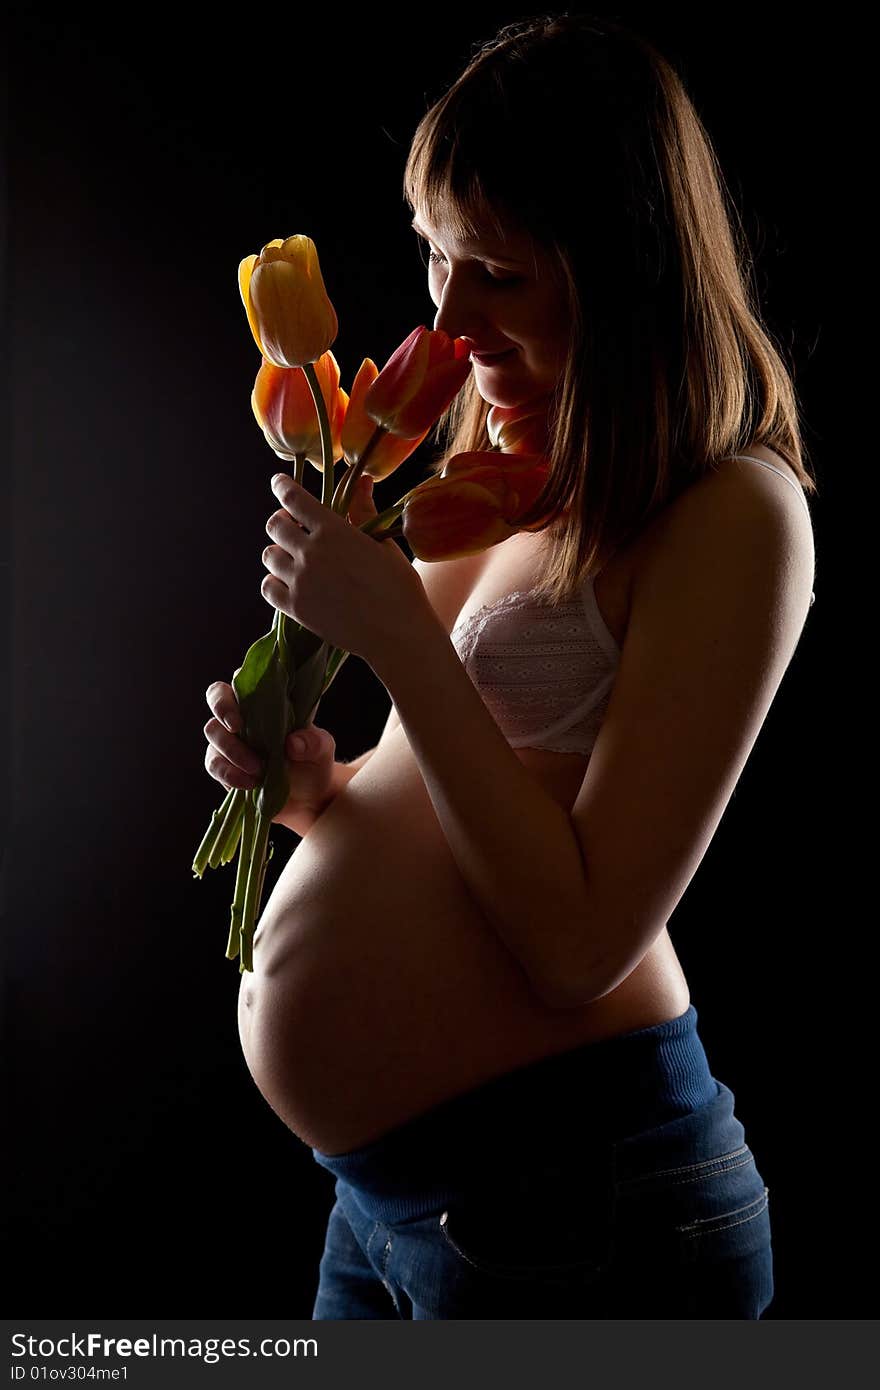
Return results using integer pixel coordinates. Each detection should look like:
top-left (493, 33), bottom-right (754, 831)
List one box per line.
top-left (419, 239), bottom-right (522, 286)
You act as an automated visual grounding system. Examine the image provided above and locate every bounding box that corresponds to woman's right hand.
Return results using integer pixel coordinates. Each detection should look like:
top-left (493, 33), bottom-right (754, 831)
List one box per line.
top-left (203, 680), bottom-right (337, 833)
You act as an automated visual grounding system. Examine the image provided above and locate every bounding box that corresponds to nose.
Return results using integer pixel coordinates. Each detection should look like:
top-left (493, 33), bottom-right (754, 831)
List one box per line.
top-left (431, 269), bottom-right (486, 343)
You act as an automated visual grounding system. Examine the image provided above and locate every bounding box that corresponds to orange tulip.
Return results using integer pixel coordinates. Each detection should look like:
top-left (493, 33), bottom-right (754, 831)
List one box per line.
top-left (251, 352), bottom-right (347, 469)
top-left (400, 452), bottom-right (552, 561)
top-left (364, 327), bottom-right (472, 438)
top-left (486, 400), bottom-right (552, 455)
top-left (341, 357), bottom-right (430, 480)
top-left (238, 235), bottom-right (338, 368)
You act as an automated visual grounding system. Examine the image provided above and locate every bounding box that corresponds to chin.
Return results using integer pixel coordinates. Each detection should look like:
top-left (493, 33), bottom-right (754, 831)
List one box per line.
top-left (477, 382), bottom-right (544, 410)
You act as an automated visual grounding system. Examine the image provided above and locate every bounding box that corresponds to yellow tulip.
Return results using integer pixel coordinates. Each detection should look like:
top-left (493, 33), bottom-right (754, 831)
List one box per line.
top-left (238, 235), bottom-right (338, 368)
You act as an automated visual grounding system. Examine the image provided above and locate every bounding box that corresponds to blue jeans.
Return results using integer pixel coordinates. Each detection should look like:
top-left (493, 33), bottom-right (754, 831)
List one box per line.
top-left (310, 1006), bottom-right (774, 1318)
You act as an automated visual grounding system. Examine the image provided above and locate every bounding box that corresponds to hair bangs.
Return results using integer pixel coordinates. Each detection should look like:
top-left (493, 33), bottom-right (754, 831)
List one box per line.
top-left (403, 89), bottom-right (519, 247)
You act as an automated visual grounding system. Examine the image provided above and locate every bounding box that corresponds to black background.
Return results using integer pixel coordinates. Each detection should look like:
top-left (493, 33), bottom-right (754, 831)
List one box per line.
top-left (4, 5), bottom-right (851, 1317)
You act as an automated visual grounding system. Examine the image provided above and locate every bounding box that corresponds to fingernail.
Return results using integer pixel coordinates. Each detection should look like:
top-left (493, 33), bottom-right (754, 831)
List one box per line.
top-left (291, 735), bottom-right (306, 754)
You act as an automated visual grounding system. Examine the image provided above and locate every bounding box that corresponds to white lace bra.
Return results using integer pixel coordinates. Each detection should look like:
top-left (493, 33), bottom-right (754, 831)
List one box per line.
top-left (450, 454), bottom-right (815, 758)
top-left (451, 579), bottom-right (621, 755)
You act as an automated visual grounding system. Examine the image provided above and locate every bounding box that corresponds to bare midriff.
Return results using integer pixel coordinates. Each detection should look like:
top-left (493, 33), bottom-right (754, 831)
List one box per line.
top-left (236, 445), bottom-right (796, 1155)
top-left (238, 724), bottom-right (691, 1155)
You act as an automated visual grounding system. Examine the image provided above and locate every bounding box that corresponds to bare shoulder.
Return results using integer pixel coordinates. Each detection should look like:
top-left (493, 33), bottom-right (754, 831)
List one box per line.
top-left (632, 445), bottom-right (814, 618)
top-left (709, 444), bottom-right (812, 524)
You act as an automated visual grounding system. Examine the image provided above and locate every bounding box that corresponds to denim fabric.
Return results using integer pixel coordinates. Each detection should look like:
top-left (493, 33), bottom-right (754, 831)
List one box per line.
top-left (310, 1008), bottom-right (773, 1319)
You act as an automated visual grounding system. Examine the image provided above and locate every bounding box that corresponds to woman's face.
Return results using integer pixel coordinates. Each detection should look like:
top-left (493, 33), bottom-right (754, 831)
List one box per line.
top-left (412, 207), bottom-right (571, 410)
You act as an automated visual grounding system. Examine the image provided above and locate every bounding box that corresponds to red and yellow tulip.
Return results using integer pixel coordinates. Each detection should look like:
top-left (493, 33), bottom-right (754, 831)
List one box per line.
top-left (398, 452), bottom-right (553, 561)
top-left (486, 400), bottom-right (552, 456)
top-left (251, 352), bottom-right (348, 469)
top-left (364, 326), bottom-right (472, 438)
top-left (238, 235), bottom-right (338, 369)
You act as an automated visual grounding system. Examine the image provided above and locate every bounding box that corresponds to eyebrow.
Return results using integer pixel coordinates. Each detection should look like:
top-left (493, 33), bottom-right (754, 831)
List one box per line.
top-left (410, 216), bottom-right (529, 269)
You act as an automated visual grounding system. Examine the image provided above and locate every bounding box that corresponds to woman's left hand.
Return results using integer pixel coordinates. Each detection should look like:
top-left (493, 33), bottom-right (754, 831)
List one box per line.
top-left (261, 471), bottom-right (435, 668)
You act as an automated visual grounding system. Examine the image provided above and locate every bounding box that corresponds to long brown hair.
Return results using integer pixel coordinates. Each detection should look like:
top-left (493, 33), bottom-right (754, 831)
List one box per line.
top-left (403, 12), bottom-right (818, 604)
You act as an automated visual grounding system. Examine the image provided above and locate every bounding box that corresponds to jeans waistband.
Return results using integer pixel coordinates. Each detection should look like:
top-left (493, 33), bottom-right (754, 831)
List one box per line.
top-left (312, 1005), bottom-right (718, 1224)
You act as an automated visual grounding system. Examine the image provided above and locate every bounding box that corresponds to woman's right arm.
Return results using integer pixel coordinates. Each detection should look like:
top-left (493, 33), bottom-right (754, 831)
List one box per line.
top-left (202, 544), bottom-right (464, 836)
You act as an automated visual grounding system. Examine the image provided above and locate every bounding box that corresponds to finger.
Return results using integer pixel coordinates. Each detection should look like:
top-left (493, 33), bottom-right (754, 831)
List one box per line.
top-left (271, 473), bottom-right (326, 532)
top-left (204, 747), bottom-right (263, 791)
top-left (206, 681), bottom-right (241, 733)
top-left (261, 542), bottom-right (293, 583)
top-left (203, 717), bottom-right (265, 777)
top-left (260, 570), bottom-right (290, 613)
top-left (286, 726), bottom-right (335, 761)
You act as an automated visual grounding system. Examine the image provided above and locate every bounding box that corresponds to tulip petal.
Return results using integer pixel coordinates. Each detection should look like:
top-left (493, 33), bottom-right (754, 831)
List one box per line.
top-left (365, 328), bottom-right (472, 438)
top-left (258, 238), bottom-right (287, 261)
top-left (363, 425), bottom-right (429, 481)
top-left (250, 384), bottom-right (266, 431)
top-left (364, 329), bottom-right (431, 428)
top-left (341, 358), bottom-right (380, 462)
top-left (402, 472), bottom-right (520, 560)
top-left (238, 255), bottom-right (264, 356)
top-left (486, 400), bottom-right (552, 454)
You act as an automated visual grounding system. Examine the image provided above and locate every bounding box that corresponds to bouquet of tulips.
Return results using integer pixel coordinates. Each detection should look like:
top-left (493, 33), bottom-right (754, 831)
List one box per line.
top-left (191, 235), bottom-right (554, 972)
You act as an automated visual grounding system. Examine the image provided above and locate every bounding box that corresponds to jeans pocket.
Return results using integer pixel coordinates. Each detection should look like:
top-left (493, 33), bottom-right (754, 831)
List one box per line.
top-left (676, 1183), bottom-right (771, 1261)
top-left (614, 1146), bottom-right (774, 1317)
top-left (674, 1182), bottom-right (774, 1317)
top-left (616, 1143), bottom-right (760, 1222)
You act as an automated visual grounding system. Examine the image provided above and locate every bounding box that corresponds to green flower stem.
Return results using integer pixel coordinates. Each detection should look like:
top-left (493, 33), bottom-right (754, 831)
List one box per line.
top-left (249, 835), bottom-right (274, 960)
top-left (360, 498), bottom-right (407, 538)
top-left (239, 808), bottom-right (273, 973)
top-left (332, 426), bottom-right (385, 516)
top-left (212, 788), bottom-right (246, 868)
top-left (193, 787), bottom-right (237, 878)
top-left (302, 362), bottom-right (335, 507)
top-left (227, 790), bottom-right (256, 961)
top-left (294, 453), bottom-right (306, 485)
top-left (278, 613), bottom-right (289, 672)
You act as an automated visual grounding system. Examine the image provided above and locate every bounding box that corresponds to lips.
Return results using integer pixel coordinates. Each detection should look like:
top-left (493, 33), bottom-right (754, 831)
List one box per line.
top-left (471, 348), bottom-right (515, 364)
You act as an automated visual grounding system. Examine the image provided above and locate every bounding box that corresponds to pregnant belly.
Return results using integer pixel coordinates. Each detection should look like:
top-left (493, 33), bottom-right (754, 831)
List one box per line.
top-left (238, 732), bottom-right (689, 1155)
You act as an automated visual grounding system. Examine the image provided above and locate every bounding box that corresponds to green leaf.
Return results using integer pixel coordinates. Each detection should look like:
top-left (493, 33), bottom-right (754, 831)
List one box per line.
top-left (290, 638), bottom-right (331, 728)
top-left (288, 624), bottom-right (326, 666)
top-left (231, 624), bottom-right (280, 707)
top-left (232, 630), bottom-right (292, 823)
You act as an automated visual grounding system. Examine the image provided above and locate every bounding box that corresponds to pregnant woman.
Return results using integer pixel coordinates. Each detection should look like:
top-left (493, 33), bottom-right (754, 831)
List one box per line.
top-left (203, 14), bottom-right (816, 1318)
